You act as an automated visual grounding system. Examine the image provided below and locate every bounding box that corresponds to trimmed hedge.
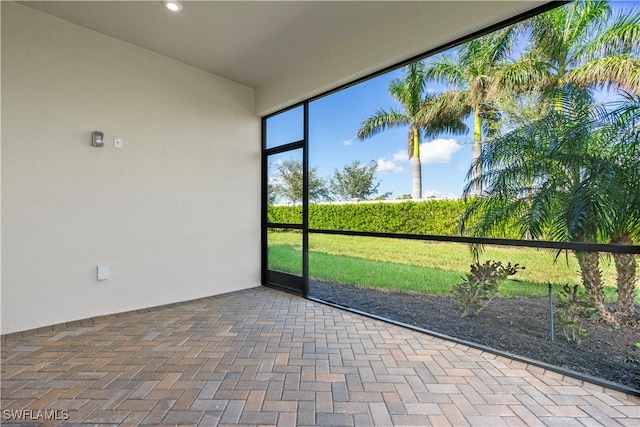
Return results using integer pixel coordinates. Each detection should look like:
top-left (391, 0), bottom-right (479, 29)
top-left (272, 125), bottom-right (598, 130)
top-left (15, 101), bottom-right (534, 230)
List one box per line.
top-left (267, 199), bottom-right (468, 235)
top-left (267, 199), bottom-right (638, 243)
top-left (267, 205), bottom-right (304, 225)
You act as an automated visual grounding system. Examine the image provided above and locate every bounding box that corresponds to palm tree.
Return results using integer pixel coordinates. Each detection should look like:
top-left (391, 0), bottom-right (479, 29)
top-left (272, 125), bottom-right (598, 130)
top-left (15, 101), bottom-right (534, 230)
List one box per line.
top-left (461, 85), bottom-right (619, 324)
top-left (460, 0), bottom-right (640, 322)
top-left (596, 92), bottom-right (640, 319)
top-left (431, 1), bottom-right (640, 196)
top-left (499, 0), bottom-right (640, 97)
top-left (425, 27), bottom-right (517, 196)
top-left (357, 61), bottom-right (469, 200)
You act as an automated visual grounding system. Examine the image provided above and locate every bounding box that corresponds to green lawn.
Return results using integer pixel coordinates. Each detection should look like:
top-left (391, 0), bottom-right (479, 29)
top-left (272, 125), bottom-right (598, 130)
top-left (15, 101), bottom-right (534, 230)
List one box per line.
top-left (267, 231), bottom-right (634, 301)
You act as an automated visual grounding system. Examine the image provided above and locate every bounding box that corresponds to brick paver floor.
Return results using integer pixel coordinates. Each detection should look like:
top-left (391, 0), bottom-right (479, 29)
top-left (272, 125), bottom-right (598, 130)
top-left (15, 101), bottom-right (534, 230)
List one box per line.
top-left (1, 286), bottom-right (638, 426)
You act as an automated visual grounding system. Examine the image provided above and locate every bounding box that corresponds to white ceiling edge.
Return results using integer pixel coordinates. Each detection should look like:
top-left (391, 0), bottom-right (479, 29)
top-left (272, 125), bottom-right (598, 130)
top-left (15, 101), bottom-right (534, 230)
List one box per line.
top-left (15, 0), bottom-right (552, 117)
top-left (256, 1), bottom-right (550, 116)
top-left (17, 1), bottom-right (420, 90)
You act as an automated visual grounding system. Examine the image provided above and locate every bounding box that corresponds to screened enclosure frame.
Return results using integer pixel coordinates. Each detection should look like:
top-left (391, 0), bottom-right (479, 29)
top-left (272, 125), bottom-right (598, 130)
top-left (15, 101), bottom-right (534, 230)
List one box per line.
top-left (261, 103), bottom-right (310, 296)
top-left (261, 0), bottom-right (640, 298)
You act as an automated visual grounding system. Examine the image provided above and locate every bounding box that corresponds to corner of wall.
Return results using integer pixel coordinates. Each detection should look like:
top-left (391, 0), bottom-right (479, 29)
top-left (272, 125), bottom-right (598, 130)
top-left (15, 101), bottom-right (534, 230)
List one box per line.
top-left (1, 2), bottom-right (261, 334)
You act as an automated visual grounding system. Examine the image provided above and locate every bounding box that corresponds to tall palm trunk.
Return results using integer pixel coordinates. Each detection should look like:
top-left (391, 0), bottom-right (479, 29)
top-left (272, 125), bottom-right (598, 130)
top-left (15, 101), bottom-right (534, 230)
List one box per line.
top-left (412, 157), bottom-right (422, 200)
top-left (470, 108), bottom-right (483, 196)
top-left (575, 250), bottom-right (616, 325)
top-left (411, 129), bottom-right (422, 200)
top-left (611, 236), bottom-right (637, 320)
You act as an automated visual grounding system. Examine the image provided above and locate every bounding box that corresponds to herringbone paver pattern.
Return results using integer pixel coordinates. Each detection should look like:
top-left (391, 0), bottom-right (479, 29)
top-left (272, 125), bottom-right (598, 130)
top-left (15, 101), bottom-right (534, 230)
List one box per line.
top-left (1, 287), bottom-right (638, 426)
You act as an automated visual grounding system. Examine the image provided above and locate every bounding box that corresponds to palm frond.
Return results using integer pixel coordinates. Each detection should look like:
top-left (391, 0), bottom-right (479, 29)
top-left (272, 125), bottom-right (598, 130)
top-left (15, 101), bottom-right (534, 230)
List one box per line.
top-left (474, 26), bottom-right (518, 66)
top-left (389, 61), bottom-right (428, 116)
top-left (596, 92), bottom-right (640, 242)
top-left (568, 55), bottom-right (640, 94)
top-left (424, 56), bottom-right (465, 88)
top-left (356, 109), bottom-right (410, 140)
top-left (493, 54), bottom-right (555, 94)
top-left (526, 5), bottom-right (567, 63)
top-left (414, 90), bottom-right (470, 137)
top-left (582, 8), bottom-right (640, 58)
top-left (462, 84), bottom-right (613, 243)
top-left (566, 0), bottom-right (610, 54)
top-left (479, 102), bottom-right (501, 138)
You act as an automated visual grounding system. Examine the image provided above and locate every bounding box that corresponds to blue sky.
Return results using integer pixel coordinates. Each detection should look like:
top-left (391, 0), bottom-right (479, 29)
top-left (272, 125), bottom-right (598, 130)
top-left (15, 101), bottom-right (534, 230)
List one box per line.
top-left (266, 68), bottom-right (471, 200)
top-left (267, 1), bottom-right (637, 201)
top-left (308, 71), bottom-right (469, 199)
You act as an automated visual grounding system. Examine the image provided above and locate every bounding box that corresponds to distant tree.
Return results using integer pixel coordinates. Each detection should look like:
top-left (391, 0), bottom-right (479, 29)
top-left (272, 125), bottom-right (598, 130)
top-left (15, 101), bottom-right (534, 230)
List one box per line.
top-left (266, 181), bottom-right (278, 205)
top-left (272, 159), bottom-right (329, 205)
top-left (396, 194), bottom-right (412, 200)
top-left (374, 192), bottom-right (393, 201)
top-left (329, 160), bottom-right (381, 201)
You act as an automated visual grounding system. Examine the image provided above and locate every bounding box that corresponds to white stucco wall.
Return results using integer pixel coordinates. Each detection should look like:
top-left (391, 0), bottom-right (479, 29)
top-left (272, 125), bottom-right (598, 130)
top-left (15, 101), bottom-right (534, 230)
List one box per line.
top-left (1, 3), bottom-right (261, 334)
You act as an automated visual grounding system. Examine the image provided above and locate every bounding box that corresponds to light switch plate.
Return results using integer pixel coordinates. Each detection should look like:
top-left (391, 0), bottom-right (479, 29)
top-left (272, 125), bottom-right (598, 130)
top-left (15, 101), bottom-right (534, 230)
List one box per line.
top-left (113, 137), bottom-right (123, 149)
top-left (97, 266), bottom-right (109, 281)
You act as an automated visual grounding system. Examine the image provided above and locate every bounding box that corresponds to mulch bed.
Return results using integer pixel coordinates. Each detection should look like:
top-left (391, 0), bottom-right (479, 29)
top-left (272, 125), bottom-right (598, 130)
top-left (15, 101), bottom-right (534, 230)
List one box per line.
top-left (309, 279), bottom-right (640, 391)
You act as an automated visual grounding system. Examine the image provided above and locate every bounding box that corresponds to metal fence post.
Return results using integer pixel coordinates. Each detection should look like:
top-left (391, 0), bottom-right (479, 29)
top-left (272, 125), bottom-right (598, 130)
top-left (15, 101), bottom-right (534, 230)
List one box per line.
top-left (548, 283), bottom-right (555, 343)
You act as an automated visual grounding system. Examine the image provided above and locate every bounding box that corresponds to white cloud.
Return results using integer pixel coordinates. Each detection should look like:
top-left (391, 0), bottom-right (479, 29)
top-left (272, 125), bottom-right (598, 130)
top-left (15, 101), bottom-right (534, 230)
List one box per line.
top-left (376, 158), bottom-right (404, 174)
top-left (343, 139), bottom-right (353, 146)
top-left (419, 138), bottom-right (461, 164)
top-left (375, 138), bottom-right (460, 176)
top-left (392, 150), bottom-right (408, 162)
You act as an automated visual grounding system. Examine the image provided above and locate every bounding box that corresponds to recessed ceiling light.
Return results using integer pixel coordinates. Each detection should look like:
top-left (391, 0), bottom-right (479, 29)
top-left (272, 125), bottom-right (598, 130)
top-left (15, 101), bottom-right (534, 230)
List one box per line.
top-left (164, 0), bottom-right (182, 12)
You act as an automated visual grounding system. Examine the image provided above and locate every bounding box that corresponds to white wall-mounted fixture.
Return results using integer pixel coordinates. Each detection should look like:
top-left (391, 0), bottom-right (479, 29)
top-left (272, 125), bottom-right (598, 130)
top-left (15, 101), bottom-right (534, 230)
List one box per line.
top-left (113, 136), bottom-right (123, 149)
top-left (97, 266), bottom-right (109, 281)
top-left (164, 0), bottom-right (182, 12)
top-left (91, 131), bottom-right (104, 147)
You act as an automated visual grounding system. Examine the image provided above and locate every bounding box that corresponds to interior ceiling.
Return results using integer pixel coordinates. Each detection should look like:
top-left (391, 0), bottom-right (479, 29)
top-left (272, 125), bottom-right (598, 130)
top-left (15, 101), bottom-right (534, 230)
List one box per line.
top-left (21, 1), bottom-right (422, 89)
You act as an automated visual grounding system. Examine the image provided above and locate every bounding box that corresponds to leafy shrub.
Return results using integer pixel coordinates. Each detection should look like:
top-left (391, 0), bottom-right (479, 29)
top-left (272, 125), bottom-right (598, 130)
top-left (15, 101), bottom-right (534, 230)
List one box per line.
top-left (267, 205), bottom-right (303, 225)
top-left (452, 260), bottom-right (523, 317)
top-left (268, 199), bottom-right (489, 236)
top-left (556, 284), bottom-right (598, 344)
